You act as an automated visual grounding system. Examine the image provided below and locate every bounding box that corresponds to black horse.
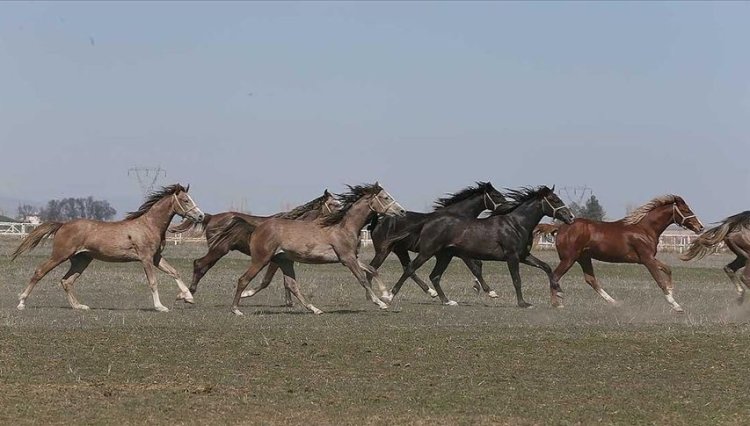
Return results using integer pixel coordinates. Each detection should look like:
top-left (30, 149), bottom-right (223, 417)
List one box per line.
top-left (387, 186), bottom-right (574, 307)
top-left (368, 182), bottom-right (507, 304)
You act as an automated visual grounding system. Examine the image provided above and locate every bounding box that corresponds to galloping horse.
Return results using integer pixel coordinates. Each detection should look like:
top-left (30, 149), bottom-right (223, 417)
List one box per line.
top-left (549, 195), bottom-right (703, 312)
top-left (387, 186), bottom-right (574, 307)
top-left (681, 211), bottom-right (750, 302)
top-left (210, 183), bottom-right (405, 315)
top-left (173, 189), bottom-right (340, 304)
top-left (11, 184), bottom-right (204, 312)
top-left (368, 182), bottom-right (507, 301)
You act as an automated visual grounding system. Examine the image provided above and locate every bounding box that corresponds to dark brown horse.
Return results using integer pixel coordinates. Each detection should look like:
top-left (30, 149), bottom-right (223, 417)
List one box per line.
top-left (681, 211), bottom-right (750, 302)
top-left (11, 184), bottom-right (204, 312)
top-left (210, 183), bottom-right (405, 316)
top-left (549, 195), bottom-right (703, 312)
top-left (173, 190), bottom-right (340, 303)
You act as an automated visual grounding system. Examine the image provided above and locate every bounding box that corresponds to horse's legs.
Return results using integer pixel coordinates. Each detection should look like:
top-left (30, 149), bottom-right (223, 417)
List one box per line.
top-left (232, 257), bottom-right (271, 316)
top-left (17, 255), bottom-right (68, 310)
top-left (190, 245), bottom-right (230, 294)
top-left (241, 263), bottom-right (279, 299)
top-left (393, 248), bottom-right (435, 297)
top-left (390, 252), bottom-right (432, 300)
top-left (723, 241), bottom-right (747, 302)
top-left (367, 246), bottom-right (397, 298)
top-left (506, 255), bottom-right (531, 308)
top-left (550, 255), bottom-right (577, 308)
top-left (576, 256), bottom-right (618, 305)
top-left (641, 256), bottom-right (683, 312)
top-left (141, 260), bottom-right (168, 312)
top-left (358, 260), bottom-right (390, 300)
top-left (154, 256), bottom-right (194, 304)
top-left (337, 252), bottom-right (388, 309)
top-left (60, 253), bottom-right (93, 310)
top-left (461, 257), bottom-right (498, 298)
top-left (429, 252), bottom-right (457, 305)
top-left (275, 257), bottom-right (322, 314)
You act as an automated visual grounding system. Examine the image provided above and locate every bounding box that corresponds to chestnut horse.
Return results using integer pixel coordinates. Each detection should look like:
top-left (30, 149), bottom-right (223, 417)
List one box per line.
top-left (549, 195), bottom-right (703, 312)
top-left (11, 184), bottom-right (204, 312)
top-left (681, 211), bottom-right (750, 302)
top-left (209, 183), bottom-right (405, 316)
top-left (172, 189), bottom-right (340, 304)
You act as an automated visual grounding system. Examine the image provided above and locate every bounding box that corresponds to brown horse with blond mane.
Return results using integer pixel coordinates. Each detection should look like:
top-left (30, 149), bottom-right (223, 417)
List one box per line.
top-left (11, 184), bottom-right (204, 312)
top-left (547, 195), bottom-right (703, 312)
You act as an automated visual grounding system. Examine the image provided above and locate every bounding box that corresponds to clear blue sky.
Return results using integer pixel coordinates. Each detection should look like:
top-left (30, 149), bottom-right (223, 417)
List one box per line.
top-left (1, 1), bottom-right (748, 222)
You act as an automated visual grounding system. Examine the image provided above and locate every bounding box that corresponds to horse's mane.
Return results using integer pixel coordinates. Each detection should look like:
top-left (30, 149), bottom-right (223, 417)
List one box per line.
top-left (279, 191), bottom-right (330, 220)
top-left (720, 211), bottom-right (750, 230)
top-left (621, 195), bottom-right (678, 225)
top-left (433, 181), bottom-right (496, 211)
top-left (126, 184), bottom-right (187, 221)
top-left (320, 183), bottom-right (381, 227)
top-left (490, 186), bottom-right (552, 216)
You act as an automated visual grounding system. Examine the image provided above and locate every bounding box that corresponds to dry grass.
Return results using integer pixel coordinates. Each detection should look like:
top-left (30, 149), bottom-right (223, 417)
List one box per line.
top-left (1, 236), bottom-right (749, 424)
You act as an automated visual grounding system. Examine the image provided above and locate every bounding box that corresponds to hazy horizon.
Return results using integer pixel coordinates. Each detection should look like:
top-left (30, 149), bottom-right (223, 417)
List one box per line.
top-left (1, 2), bottom-right (748, 223)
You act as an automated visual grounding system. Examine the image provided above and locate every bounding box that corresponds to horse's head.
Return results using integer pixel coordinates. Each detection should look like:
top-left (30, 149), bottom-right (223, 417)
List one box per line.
top-left (322, 189), bottom-right (342, 215)
top-left (369, 182), bottom-right (406, 217)
top-left (540, 186), bottom-right (575, 224)
top-left (172, 185), bottom-right (205, 223)
top-left (672, 196), bottom-right (704, 233)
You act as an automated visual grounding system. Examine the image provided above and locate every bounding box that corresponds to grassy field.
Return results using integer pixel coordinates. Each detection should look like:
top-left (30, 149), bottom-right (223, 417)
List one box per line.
top-left (1, 236), bottom-right (749, 425)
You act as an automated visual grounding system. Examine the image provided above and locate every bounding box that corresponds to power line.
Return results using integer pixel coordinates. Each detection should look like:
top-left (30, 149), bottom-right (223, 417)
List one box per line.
top-left (128, 166), bottom-right (166, 195)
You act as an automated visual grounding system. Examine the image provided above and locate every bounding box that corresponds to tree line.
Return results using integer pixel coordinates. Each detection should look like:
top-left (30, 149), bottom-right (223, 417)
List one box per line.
top-left (17, 197), bottom-right (116, 222)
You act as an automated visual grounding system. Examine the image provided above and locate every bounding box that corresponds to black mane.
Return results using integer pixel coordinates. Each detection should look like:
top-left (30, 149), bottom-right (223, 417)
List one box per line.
top-left (491, 186), bottom-right (552, 216)
top-left (126, 184), bottom-right (188, 220)
top-left (320, 183), bottom-right (382, 227)
top-left (433, 182), bottom-right (497, 211)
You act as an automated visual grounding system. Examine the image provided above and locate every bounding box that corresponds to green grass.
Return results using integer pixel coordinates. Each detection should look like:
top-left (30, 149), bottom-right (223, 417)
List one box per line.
top-left (1, 237), bottom-right (749, 424)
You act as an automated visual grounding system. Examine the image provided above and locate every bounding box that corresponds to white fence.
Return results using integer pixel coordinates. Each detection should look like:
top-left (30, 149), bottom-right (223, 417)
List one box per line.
top-left (0, 222), bottom-right (38, 236)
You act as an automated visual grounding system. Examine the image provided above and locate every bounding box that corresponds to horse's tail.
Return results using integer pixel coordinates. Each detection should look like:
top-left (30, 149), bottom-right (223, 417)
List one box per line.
top-left (208, 216), bottom-right (256, 251)
top-left (11, 222), bottom-right (64, 261)
top-left (169, 213), bottom-right (212, 234)
top-left (680, 222), bottom-right (731, 261)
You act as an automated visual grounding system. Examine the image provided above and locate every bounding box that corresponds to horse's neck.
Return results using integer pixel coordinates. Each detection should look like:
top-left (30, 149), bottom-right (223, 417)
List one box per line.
top-left (639, 205), bottom-right (674, 237)
top-left (298, 209), bottom-right (322, 221)
top-left (440, 196), bottom-right (485, 217)
top-left (499, 200), bottom-right (545, 237)
top-left (340, 198), bottom-right (374, 235)
top-left (139, 197), bottom-right (176, 234)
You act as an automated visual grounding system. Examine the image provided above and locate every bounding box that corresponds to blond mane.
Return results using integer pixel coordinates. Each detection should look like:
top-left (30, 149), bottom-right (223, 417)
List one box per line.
top-left (621, 195), bottom-right (677, 225)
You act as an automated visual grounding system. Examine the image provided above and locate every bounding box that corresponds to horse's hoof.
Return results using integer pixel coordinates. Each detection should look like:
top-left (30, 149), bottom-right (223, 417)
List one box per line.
top-left (378, 303), bottom-right (389, 310)
top-left (427, 289), bottom-right (438, 298)
top-left (177, 293), bottom-right (195, 304)
top-left (444, 300), bottom-right (458, 306)
top-left (472, 285), bottom-right (481, 294)
top-left (74, 305), bottom-right (90, 311)
top-left (155, 306), bottom-right (169, 313)
top-left (231, 308), bottom-right (244, 316)
top-left (673, 306), bottom-right (685, 314)
top-left (488, 291), bottom-right (499, 299)
top-left (518, 302), bottom-right (533, 308)
top-left (240, 290), bottom-right (255, 299)
top-left (311, 307), bottom-right (324, 315)
top-left (380, 294), bottom-right (393, 303)
top-left (16, 304), bottom-right (25, 311)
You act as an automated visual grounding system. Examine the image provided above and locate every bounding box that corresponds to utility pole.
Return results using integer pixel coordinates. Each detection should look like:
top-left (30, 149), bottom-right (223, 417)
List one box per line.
top-left (128, 166), bottom-right (166, 195)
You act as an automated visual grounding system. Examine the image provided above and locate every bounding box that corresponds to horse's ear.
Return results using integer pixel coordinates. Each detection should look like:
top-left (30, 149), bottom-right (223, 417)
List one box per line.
top-left (551, 185), bottom-right (555, 192)
top-left (324, 189), bottom-right (331, 196)
top-left (185, 184), bottom-right (190, 193)
top-left (374, 181), bottom-right (379, 187)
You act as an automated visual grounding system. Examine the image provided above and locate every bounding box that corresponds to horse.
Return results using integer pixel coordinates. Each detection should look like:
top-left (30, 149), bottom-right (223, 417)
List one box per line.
top-left (172, 189), bottom-right (340, 304)
top-left (387, 186), bottom-right (574, 307)
top-left (11, 184), bottom-right (204, 312)
top-left (681, 211), bottom-right (750, 302)
top-left (368, 182), bottom-right (507, 302)
top-left (548, 195), bottom-right (703, 312)
top-left (209, 183), bottom-right (405, 316)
